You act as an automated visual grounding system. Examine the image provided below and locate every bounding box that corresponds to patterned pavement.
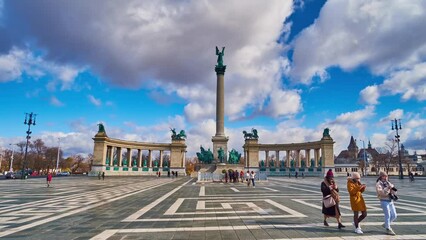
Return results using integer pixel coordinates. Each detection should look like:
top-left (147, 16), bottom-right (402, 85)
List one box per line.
top-left (1, 175), bottom-right (426, 239)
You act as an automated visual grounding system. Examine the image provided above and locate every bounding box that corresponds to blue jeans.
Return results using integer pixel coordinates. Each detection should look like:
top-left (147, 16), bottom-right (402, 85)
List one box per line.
top-left (380, 200), bottom-right (397, 229)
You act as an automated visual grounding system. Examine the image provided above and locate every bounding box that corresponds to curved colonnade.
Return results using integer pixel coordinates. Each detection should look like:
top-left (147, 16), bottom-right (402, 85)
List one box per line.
top-left (90, 131), bottom-right (186, 176)
top-left (243, 134), bottom-right (334, 176)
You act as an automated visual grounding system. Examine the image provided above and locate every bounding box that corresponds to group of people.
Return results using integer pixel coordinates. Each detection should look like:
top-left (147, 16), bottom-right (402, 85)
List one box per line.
top-left (223, 170), bottom-right (256, 187)
top-left (321, 169), bottom-right (397, 235)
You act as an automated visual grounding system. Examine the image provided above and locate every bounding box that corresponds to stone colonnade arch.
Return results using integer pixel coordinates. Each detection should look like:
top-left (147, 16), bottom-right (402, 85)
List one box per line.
top-left (243, 133), bottom-right (334, 176)
top-left (90, 130), bottom-right (186, 176)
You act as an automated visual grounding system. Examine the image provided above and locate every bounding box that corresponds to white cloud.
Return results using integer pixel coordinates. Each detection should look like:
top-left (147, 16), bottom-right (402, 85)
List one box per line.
top-left (0, 47), bottom-right (82, 89)
top-left (331, 106), bottom-right (375, 125)
top-left (0, 49), bottom-right (21, 82)
top-left (360, 85), bottom-right (379, 105)
top-left (264, 89), bottom-right (302, 118)
top-left (2, 1), bottom-right (296, 122)
top-left (381, 62), bottom-right (426, 101)
top-left (387, 109), bottom-right (404, 121)
top-left (291, 0), bottom-right (426, 84)
top-left (50, 96), bottom-right (64, 107)
top-left (88, 95), bottom-right (101, 106)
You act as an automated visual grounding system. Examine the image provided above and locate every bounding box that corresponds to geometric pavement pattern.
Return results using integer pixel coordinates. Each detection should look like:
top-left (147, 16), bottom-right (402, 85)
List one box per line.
top-left (1, 175), bottom-right (426, 239)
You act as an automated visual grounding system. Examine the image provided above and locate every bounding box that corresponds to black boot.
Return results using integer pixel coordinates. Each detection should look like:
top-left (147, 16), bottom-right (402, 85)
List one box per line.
top-left (324, 220), bottom-right (329, 226)
top-left (338, 223), bottom-right (345, 229)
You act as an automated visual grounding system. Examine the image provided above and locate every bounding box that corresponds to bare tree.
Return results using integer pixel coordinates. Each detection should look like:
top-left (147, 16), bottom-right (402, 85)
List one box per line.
top-left (376, 139), bottom-right (399, 174)
top-left (358, 159), bottom-right (367, 176)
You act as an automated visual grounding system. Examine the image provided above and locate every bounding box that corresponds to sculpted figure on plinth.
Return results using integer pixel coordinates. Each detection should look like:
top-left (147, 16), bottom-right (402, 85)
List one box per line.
top-left (216, 46), bottom-right (225, 67)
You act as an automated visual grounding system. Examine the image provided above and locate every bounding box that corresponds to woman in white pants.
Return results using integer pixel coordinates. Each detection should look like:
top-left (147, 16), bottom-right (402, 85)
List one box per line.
top-left (376, 171), bottom-right (397, 235)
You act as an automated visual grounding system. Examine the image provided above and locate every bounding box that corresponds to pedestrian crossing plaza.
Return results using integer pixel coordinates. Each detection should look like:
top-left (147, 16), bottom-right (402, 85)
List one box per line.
top-left (1, 175), bottom-right (426, 239)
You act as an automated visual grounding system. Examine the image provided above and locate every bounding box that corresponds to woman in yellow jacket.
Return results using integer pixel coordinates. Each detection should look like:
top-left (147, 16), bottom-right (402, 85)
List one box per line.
top-left (347, 172), bottom-right (367, 234)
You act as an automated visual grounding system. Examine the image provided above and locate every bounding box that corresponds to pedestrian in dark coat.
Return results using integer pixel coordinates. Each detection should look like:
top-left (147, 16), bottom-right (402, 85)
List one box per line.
top-left (321, 169), bottom-right (345, 229)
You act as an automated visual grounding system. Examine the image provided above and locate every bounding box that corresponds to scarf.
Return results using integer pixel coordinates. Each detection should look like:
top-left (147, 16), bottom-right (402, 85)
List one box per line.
top-left (324, 177), bottom-right (340, 203)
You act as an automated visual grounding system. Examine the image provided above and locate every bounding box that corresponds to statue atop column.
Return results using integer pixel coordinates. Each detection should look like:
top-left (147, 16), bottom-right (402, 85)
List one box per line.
top-left (215, 46), bottom-right (226, 74)
top-left (95, 123), bottom-right (108, 137)
top-left (216, 46), bottom-right (225, 67)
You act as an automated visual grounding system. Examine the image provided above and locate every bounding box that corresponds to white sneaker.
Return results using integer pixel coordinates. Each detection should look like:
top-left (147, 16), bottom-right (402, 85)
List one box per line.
top-left (355, 228), bottom-right (363, 234)
top-left (352, 222), bottom-right (362, 230)
top-left (386, 228), bottom-right (396, 235)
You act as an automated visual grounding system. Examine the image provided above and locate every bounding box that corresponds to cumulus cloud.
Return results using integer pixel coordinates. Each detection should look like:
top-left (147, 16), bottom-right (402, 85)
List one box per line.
top-left (360, 85), bottom-right (379, 105)
top-left (291, 0), bottom-right (426, 85)
top-left (2, 0), bottom-right (297, 122)
top-left (264, 89), bottom-right (302, 118)
top-left (380, 62), bottom-right (426, 101)
top-left (0, 47), bottom-right (82, 89)
top-left (0, 49), bottom-right (20, 82)
top-left (331, 105), bottom-right (375, 125)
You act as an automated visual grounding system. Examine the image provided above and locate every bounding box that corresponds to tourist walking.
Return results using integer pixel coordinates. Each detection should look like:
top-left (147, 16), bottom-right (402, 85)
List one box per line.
top-left (46, 172), bottom-right (52, 187)
top-left (102, 171), bottom-right (105, 180)
top-left (246, 171), bottom-right (250, 186)
top-left (240, 170), bottom-right (244, 183)
top-left (347, 172), bottom-right (367, 234)
top-left (250, 171), bottom-right (256, 187)
top-left (409, 171), bottom-right (415, 182)
top-left (98, 171), bottom-right (101, 180)
top-left (321, 169), bottom-right (345, 229)
top-left (376, 171), bottom-right (397, 235)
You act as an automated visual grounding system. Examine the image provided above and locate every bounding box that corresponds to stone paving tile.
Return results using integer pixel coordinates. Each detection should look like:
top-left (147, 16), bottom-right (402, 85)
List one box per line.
top-left (1, 176), bottom-right (426, 239)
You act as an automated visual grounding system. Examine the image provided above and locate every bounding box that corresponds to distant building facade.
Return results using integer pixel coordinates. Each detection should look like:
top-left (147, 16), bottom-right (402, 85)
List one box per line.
top-left (334, 137), bottom-right (424, 176)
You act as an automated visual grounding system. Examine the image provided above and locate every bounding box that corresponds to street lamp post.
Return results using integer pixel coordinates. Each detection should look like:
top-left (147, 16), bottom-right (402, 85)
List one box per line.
top-left (22, 112), bottom-right (37, 179)
top-left (9, 143), bottom-right (15, 172)
top-left (391, 119), bottom-right (403, 179)
top-left (56, 138), bottom-right (61, 172)
top-left (360, 140), bottom-right (367, 176)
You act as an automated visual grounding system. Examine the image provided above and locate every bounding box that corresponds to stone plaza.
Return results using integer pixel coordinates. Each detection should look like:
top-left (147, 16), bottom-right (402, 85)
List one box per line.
top-left (1, 176), bottom-right (426, 240)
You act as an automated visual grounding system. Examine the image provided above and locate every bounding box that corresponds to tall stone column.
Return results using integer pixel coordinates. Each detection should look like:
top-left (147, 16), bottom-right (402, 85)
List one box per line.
top-left (212, 47), bottom-right (229, 161)
top-left (137, 149), bottom-right (142, 168)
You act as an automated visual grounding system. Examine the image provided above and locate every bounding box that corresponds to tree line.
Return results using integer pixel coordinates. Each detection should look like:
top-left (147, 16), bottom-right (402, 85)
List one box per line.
top-left (0, 139), bottom-right (92, 174)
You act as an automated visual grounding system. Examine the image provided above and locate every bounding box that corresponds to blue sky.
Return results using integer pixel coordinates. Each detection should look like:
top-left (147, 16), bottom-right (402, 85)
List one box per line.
top-left (0, 0), bottom-right (425, 158)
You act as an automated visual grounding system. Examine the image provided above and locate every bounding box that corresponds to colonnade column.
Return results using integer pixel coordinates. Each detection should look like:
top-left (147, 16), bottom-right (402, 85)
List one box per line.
top-left (275, 150), bottom-right (280, 168)
top-left (295, 150), bottom-right (300, 167)
top-left (265, 151), bottom-right (269, 167)
top-left (148, 150), bottom-right (152, 168)
top-left (286, 150), bottom-right (290, 168)
top-left (306, 149), bottom-right (310, 168)
top-left (314, 149), bottom-right (320, 167)
top-left (126, 148), bottom-right (131, 167)
top-left (159, 150), bottom-right (164, 169)
top-left (106, 146), bottom-right (112, 166)
top-left (137, 149), bottom-right (142, 168)
top-left (117, 147), bottom-right (122, 166)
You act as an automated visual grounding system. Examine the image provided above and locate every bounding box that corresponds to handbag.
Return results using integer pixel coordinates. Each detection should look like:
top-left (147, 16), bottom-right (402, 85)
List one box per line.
top-left (323, 194), bottom-right (336, 208)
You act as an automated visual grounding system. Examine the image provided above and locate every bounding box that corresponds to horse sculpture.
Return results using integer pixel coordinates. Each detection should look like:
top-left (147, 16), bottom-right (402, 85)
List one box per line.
top-left (97, 123), bottom-right (106, 133)
top-left (171, 128), bottom-right (186, 140)
top-left (228, 149), bottom-right (241, 164)
top-left (243, 128), bottom-right (259, 139)
top-left (196, 146), bottom-right (213, 164)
